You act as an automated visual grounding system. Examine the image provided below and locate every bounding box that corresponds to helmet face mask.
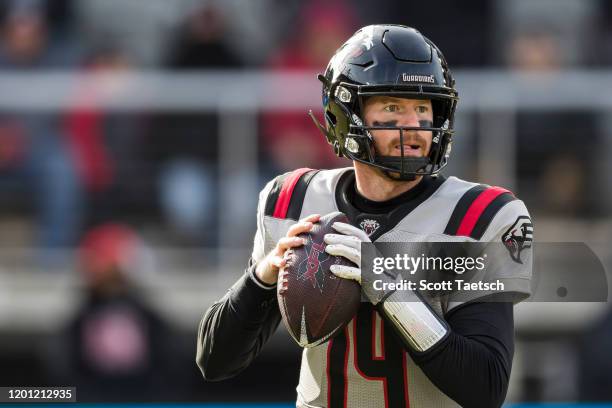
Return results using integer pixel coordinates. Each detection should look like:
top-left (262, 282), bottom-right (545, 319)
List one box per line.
top-left (311, 25), bottom-right (458, 181)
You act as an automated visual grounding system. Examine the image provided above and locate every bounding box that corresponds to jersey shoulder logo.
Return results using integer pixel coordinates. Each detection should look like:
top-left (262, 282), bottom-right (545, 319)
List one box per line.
top-left (502, 215), bottom-right (533, 264)
top-left (359, 219), bottom-right (381, 237)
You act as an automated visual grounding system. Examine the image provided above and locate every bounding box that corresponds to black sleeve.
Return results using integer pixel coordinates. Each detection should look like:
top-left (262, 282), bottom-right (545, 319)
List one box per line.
top-left (409, 302), bottom-right (514, 408)
top-left (195, 262), bottom-right (281, 381)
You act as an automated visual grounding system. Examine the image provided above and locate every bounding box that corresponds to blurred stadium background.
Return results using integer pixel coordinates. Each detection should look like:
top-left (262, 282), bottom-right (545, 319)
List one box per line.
top-left (0, 0), bottom-right (610, 404)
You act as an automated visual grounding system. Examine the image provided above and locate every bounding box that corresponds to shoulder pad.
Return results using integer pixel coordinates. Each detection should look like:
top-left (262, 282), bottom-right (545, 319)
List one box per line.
top-left (264, 168), bottom-right (320, 220)
top-left (444, 185), bottom-right (517, 240)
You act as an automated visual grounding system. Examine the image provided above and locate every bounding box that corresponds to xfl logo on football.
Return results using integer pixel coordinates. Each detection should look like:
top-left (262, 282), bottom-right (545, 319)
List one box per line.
top-left (297, 238), bottom-right (330, 292)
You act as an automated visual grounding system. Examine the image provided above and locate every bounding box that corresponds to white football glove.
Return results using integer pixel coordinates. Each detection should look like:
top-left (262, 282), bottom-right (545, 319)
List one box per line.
top-left (325, 221), bottom-right (394, 305)
top-left (324, 221), bottom-right (370, 284)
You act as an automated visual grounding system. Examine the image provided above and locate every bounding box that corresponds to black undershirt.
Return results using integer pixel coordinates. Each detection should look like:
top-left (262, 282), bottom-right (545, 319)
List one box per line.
top-left (413, 301), bottom-right (514, 408)
top-left (350, 175), bottom-right (431, 214)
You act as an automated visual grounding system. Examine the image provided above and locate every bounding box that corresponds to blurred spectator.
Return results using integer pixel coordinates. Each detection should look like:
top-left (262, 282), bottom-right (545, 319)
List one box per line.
top-left (64, 47), bottom-right (149, 227)
top-left (493, 0), bottom-right (599, 67)
top-left (53, 223), bottom-right (175, 401)
top-left (0, 3), bottom-right (82, 259)
top-left (260, 0), bottom-right (356, 177)
top-left (0, 0), bottom-right (75, 36)
top-left (499, 11), bottom-right (602, 217)
top-left (146, 3), bottom-right (244, 246)
top-left (74, 0), bottom-right (298, 67)
top-left (0, 0), bottom-right (80, 69)
top-left (211, 0), bottom-right (302, 66)
top-left (73, 0), bottom-right (192, 67)
top-left (513, 110), bottom-right (600, 218)
top-left (507, 30), bottom-right (562, 71)
top-left (166, 4), bottom-right (242, 69)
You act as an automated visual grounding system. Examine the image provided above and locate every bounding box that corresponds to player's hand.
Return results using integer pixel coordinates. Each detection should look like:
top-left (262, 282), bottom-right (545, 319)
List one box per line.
top-left (324, 222), bottom-right (370, 284)
top-left (325, 222), bottom-right (392, 305)
top-left (255, 214), bottom-right (321, 285)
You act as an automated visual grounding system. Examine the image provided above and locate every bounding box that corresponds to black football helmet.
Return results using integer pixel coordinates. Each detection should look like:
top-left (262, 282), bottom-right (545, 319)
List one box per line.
top-left (310, 25), bottom-right (458, 180)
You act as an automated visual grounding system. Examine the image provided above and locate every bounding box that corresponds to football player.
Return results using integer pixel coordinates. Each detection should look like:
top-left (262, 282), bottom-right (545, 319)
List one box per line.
top-left (196, 25), bottom-right (532, 408)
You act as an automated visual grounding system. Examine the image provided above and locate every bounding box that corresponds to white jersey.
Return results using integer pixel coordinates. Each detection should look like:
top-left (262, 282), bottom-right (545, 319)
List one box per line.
top-left (251, 167), bottom-right (532, 408)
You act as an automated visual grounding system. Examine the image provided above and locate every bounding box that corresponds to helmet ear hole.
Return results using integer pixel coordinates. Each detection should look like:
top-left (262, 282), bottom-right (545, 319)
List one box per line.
top-left (431, 100), bottom-right (448, 128)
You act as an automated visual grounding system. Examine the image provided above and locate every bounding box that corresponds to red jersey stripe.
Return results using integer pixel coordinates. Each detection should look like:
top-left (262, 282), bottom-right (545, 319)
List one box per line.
top-left (456, 186), bottom-right (510, 237)
top-left (272, 168), bottom-right (313, 219)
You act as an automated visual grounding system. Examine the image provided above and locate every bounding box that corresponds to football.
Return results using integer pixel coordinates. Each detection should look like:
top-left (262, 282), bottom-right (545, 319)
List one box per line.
top-left (277, 211), bottom-right (361, 348)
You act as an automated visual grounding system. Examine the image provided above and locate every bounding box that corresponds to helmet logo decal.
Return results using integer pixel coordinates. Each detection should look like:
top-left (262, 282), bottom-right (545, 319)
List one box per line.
top-left (359, 219), bottom-right (381, 237)
top-left (401, 73), bottom-right (435, 83)
top-left (360, 26), bottom-right (375, 50)
top-left (333, 26), bottom-right (375, 65)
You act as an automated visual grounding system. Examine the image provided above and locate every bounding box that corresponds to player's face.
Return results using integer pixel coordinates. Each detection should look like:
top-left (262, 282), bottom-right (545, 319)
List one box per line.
top-left (363, 96), bottom-right (433, 158)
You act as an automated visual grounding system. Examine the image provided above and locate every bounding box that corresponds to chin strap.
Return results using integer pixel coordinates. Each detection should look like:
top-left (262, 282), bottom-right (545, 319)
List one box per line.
top-left (374, 155), bottom-right (429, 181)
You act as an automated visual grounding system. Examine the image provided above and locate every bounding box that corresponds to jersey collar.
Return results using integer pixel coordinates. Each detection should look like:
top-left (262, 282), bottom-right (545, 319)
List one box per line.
top-left (335, 170), bottom-right (446, 241)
